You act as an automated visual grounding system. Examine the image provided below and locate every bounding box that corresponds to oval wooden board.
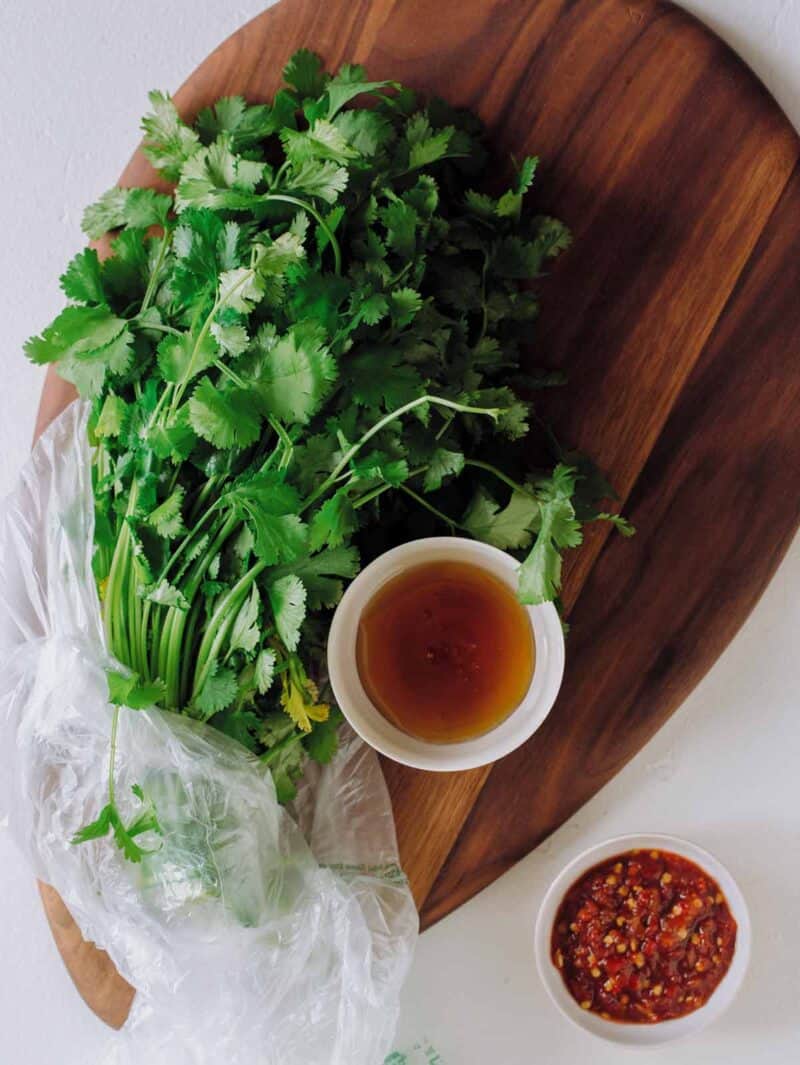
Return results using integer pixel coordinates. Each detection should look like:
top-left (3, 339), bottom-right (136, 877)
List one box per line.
top-left (35, 0), bottom-right (800, 1028)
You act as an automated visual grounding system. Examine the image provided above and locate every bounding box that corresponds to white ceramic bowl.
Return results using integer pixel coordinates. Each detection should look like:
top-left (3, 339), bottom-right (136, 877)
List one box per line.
top-left (326, 536), bottom-right (565, 771)
top-left (534, 833), bottom-right (751, 1047)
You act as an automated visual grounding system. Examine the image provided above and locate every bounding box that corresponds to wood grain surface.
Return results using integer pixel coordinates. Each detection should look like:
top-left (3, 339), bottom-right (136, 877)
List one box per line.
top-left (34, 0), bottom-right (800, 1025)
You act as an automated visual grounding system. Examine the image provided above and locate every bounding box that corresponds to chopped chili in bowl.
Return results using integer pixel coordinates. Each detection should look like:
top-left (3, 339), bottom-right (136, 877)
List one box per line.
top-left (550, 849), bottom-right (737, 1024)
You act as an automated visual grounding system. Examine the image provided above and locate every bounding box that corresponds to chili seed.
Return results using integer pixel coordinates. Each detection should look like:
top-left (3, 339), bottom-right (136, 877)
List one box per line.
top-left (591, 967), bottom-right (601, 978)
top-left (616, 943), bottom-right (627, 954)
top-left (652, 984), bottom-right (663, 997)
top-left (606, 875), bottom-right (618, 886)
top-left (634, 952), bottom-right (645, 968)
top-left (613, 862), bottom-right (623, 874)
top-left (660, 872), bottom-right (672, 885)
top-left (616, 916), bottom-right (626, 927)
top-left (569, 922), bottom-right (578, 932)
top-left (603, 934), bottom-right (615, 946)
top-left (580, 1000), bottom-right (591, 1010)
top-left (650, 850), bottom-right (660, 859)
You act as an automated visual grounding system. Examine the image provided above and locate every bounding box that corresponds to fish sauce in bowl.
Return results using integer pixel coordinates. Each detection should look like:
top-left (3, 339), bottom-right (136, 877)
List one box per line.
top-left (355, 559), bottom-right (534, 743)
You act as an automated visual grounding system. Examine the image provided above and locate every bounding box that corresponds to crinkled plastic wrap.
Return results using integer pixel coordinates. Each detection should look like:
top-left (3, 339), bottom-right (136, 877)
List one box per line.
top-left (0, 401), bottom-right (417, 1064)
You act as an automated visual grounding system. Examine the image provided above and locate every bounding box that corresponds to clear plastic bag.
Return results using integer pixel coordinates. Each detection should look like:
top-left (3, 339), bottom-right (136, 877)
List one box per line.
top-left (0, 401), bottom-right (417, 1064)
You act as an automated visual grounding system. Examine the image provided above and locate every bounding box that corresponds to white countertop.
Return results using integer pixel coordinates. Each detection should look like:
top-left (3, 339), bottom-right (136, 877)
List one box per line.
top-left (1, 2), bottom-right (798, 1062)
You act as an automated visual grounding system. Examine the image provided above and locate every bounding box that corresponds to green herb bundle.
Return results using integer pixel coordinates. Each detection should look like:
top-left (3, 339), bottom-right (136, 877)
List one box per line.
top-left (25, 50), bottom-right (629, 856)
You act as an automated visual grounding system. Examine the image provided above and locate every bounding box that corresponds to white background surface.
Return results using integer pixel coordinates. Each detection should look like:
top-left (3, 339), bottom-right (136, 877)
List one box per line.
top-left (0, 1), bottom-right (798, 1062)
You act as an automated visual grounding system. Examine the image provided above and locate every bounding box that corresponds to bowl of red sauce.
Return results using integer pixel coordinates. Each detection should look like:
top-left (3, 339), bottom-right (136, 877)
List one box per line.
top-left (534, 834), bottom-right (751, 1046)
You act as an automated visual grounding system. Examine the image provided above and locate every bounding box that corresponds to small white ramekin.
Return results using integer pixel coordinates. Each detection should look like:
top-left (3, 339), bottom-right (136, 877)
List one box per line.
top-left (326, 536), bottom-right (565, 771)
top-left (534, 833), bottom-right (752, 1047)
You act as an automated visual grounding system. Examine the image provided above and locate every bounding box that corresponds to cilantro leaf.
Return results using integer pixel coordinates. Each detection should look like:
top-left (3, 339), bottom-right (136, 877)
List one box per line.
top-left (188, 377), bottom-right (262, 449)
top-left (263, 729), bottom-right (306, 804)
top-left (303, 707), bottom-right (343, 764)
top-left (269, 575), bottom-right (307, 652)
top-left (283, 49), bottom-right (328, 98)
top-left (141, 90), bottom-right (201, 180)
top-left (325, 65), bottom-right (396, 119)
top-left (144, 579), bottom-right (190, 611)
top-left (196, 96), bottom-right (281, 150)
top-left (71, 804), bottom-right (113, 845)
top-left (226, 473), bottom-right (308, 565)
top-left (147, 487), bottom-right (186, 539)
top-left (60, 248), bottom-right (105, 304)
top-left (423, 447), bottom-right (465, 492)
top-left (254, 648), bottom-right (277, 694)
top-left (381, 199), bottom-right (418, 258)
top-left (95, 393), bottom-right (128, 438)
top-left (175, 135), bottom-right (264, 211)
top-left (193, 661), bottom-right (238, 718)
top-left (82, 187), bottom-right (171, 240)
top-left (156, 331), bottom-right (218, 385)
top-left (309, 490), bottom-right (358, 551)
top-left (518, 465), bottom-right (583, 604)
top-left (106, 669), bottom-right (166, 709)
top-left (284, 158), bottom-right (349, 204)
top-left (210, 706), bottom-right (262, 752)
top-left (405, 112), bottom-right (455, 170)
top-left (333, 109), bottom-right (394, 157)
top-left (274, 545), bottom-right (360, 609)
top-left (347, 351), bottom-right (424, 412)
top-left (147, 409), bottom-right (197, 461)
top-left (249, 322), bottom-right (337, 425)
top-left (463, 487), bottom-right (539, 550)
top-left (496, 155), bottom-right (538, 220)
top-left (229, 585), bottom-right (261, 656)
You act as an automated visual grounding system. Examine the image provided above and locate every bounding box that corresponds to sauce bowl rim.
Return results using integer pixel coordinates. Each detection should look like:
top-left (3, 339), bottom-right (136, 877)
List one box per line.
top-left (326, 535), bottom-right (565, 771)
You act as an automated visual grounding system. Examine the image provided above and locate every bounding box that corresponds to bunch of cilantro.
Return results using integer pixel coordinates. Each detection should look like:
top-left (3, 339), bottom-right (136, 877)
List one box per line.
top-left (25, 50), bottom-right (630, 859)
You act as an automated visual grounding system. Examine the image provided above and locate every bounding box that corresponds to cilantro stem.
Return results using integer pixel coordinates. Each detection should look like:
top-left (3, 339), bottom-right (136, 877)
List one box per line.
top-left (180, 598), bottom-right (203, 700)
top-left (263, 194), bottom-right (341, 275)
top-left (352, 483), bottom-right (392, 509)
top-left (398, 484), bottom-right (467, 531)
top-left (159, 512), bottom-right (240, 705)
top-left (464, 458), bottom-right (528, 497)
top-left (136, 321), bottom-right (181, 337)
top-left (302, 395), bottom-right (501, 513)
top-left (170, 267), bottom-right (259, 411)
top-left (158, 503), bottom-right (219, 583)
top-left (214, 360), bottom-right (247, 388)
top-left (352, 465), bottom-right (428, 509)
top-left (140, 231), bottom-right (171, 313)
top-left (188, 476), bottom-right (221, 524)
top-left (388, 259), bottom-right (415, 286)
top-left (268, 415), bottom-right (294, 471)
top-left (192, 561), bottom-right (267, 698)
top-left (108, 705), bottom-right (121, 806)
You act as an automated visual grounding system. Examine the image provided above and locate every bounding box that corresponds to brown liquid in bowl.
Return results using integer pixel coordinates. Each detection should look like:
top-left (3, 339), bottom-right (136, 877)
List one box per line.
top-left (356, 559), bottom-right (534, 743)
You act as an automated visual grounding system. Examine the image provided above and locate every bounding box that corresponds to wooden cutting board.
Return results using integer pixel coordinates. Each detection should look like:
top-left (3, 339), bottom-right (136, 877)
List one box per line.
top-left (35, 0), bottom-right (800, 1028)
